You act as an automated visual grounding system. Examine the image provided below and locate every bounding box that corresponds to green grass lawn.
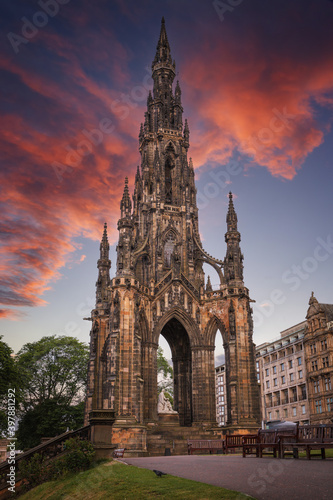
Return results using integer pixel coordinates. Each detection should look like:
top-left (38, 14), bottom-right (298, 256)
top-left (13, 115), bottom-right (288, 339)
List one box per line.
top-left (20, 460), bottom-right (255, 499)
top-left (297, 447), bottom-right (333, 459)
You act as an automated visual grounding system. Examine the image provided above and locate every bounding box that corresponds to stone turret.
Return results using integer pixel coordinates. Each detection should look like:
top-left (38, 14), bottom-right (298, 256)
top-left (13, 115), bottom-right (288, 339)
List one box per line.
top-left (224, 192), bottom-right (244, 283)
top-left (95, 223), bottom-right (111, 305)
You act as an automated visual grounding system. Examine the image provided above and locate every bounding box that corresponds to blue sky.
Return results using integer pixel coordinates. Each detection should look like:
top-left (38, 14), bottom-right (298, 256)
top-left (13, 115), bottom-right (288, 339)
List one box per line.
top-left (1, 0), bottom-right (333, 360)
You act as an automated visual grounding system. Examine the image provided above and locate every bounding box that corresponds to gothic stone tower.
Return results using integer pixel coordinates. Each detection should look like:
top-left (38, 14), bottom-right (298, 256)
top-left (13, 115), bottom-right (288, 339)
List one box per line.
top-left (85, 18), bottom-right (260, 453)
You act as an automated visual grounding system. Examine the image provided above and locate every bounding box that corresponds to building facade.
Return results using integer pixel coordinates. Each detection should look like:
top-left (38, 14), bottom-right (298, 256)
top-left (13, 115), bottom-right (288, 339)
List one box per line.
top-left (256, 322), bottom-right (310, 425)
top-left (85, 19), bottom-right (260, 454)
top-left (215, 364), bottom-right (227, 426)
top-left (304, 293), bottom-right (333, 424)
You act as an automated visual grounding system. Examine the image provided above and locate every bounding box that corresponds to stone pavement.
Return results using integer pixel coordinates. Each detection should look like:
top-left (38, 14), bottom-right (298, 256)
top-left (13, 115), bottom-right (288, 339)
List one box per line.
top-left (122, 455), bottom-right (333, 500)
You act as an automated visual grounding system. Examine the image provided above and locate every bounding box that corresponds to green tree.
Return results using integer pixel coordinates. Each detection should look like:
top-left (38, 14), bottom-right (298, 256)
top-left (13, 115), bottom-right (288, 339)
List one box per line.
top-left (157, 346), bottom-right (173, 403)
top-left (16, 335), bottom-right (89, 411)
top-left (16, 336), bottom-right (89, 449)
top-left (0, 336), bottom-right (21, 435)
top-left (16, 400), bottom-right (85, 450)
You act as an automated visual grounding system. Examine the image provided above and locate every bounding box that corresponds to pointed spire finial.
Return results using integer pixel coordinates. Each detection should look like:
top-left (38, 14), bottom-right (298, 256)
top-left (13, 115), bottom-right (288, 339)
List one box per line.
top-left (152, 16), bottom-right (174, 69)
top-left (121, 176), bottom-right (132, 217)
top-left (309, 291), bottom-right (318, 305)
top-left (226, 192), bottom-right (238, 231)
top-left (99, 222), bottom-right (110, 261)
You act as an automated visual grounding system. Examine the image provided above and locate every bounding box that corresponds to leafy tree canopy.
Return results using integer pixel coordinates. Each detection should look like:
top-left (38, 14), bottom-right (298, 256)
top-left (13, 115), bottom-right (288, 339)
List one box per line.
top-left (157, 346), bottom-right (173, 403)
top-left (16, 335), bottom-right (89, 412)
top-left (16, 400), bottom-right (85, 450)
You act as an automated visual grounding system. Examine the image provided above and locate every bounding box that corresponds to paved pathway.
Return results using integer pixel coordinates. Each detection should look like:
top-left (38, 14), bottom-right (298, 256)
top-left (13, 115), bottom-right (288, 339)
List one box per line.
top-left (122, 455), bottom-right (333, 499)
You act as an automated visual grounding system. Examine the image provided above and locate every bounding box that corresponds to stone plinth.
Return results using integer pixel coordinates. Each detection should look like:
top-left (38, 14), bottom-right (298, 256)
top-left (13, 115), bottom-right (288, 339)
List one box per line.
top-left (158, 413), bottom-right (179, 425)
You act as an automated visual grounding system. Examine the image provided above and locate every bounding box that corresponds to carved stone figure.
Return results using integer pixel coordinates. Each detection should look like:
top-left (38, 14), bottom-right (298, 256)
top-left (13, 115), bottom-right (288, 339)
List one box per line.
top-left (158, 389), bottom-right (177, 414)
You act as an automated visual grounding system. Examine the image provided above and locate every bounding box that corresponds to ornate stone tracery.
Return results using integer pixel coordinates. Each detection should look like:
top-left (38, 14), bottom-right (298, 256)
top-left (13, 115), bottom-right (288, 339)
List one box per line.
top-left (85, 18), bottom-right (260, 454)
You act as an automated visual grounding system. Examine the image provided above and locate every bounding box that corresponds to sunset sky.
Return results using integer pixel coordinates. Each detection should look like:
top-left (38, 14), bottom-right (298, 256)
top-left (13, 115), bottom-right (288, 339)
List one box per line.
top-left (1, 0), bottom-right (333, 360)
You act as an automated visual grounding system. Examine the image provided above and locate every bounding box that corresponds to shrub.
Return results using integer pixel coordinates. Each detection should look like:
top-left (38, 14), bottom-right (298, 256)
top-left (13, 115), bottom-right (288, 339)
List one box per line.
top-left (19, 453), bottom-right (48, 489)
top-left (61, 437), bottom-right (95, 473)
top-left (19, 439), bottom-right (95, 491)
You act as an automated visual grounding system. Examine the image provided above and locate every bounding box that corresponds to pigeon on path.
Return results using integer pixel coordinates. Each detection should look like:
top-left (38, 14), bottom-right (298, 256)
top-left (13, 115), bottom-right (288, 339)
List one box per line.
top-left (153, 469), bottom-right (167, 477)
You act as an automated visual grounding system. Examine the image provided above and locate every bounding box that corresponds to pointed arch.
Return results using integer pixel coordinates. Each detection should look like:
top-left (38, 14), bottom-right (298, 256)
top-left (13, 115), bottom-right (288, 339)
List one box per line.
top-left (164, 140), bottom-right (177, 156)
top-left (204, 314), bottom-right (228, 347)
top-left (152, 306), bottom-right (201, 346)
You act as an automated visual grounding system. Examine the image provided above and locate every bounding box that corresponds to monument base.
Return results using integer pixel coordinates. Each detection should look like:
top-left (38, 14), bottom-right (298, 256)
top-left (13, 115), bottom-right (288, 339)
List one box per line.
top-left (158, 413), bottom-right (179, 425)
top-left (89, 409), bottom-right (116, 459)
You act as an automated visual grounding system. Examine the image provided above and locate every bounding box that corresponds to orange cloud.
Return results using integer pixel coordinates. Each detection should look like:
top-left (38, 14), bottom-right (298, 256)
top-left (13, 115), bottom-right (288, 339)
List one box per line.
top-left (181, 33), bottom-right (332, 179)
top-left (1, 2), bottom-right (333, 318)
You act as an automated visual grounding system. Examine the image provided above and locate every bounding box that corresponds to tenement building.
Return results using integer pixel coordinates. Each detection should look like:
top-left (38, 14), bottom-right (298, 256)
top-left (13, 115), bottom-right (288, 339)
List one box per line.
top-left (215, 364), bottom-right (227, 426)
top-left (85, 18), bottom-right (260, 456)
top-left (256, 322), bottom-right (309, 425)
top-left (304, 293), bottom-right (333, 424)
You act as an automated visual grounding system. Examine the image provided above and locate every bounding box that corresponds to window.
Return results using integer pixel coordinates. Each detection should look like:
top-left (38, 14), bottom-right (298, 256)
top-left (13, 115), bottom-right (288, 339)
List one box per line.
top-left (327, 397), bottom-right (333, 412)
top-left (164, 232), bottom-right (176, 266)
top-left (265, 368), bottom-right (269, 377)
top-left (321, 339), bottom-right (328, 350)
top-left (310, 343), bottom-right (317, 355)
top-left (257, 373), bottom-right (260, 382)
top-left (273, 378), bottom-right (277, 386)
top-left (298, 370), bottom-right (303, 379)
top-left (290, 373), bottom-right (294, 382)
top-left (273, 366), bottom-right (277, 374)
top-left (284, 408), bottom-right (288, 417)
top-left (292, 407), bottom-right (297, 417)
top-left (324, 377), bottom-right (331, 391)
top-left (268, 412), bottom-right (272, 420)
top-left (276, 410), bottom-right (280, 418)
top-left (322, 356), bottom-right (329, 368)
top-left (288, 360), bottom-right (293, 369)
top-left (281, 376), bottom-right (286, 384)
top-left (312, 360), bottom-right (318, 371)
top-left (313, 380), bottom-right (320, 394)
top-left (315, 400), bottom-right (322, 414)
top-left (280, 363), bottom-right (285, 372)
top-left (301, 405), bottom-right (306, 415)
top-left (297, 357), bottom-right (302, 366)
top-left (266, 381), bottom-right (270, 389)
top-left (300, 385), bottom-right (307, 400)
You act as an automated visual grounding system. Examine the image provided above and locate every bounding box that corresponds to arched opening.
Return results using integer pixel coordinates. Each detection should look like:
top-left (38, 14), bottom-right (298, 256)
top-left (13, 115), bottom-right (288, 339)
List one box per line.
top-left (160, 318), bottom-right (192, 426)
top-left (164, 232), bottom-right (176, 267)
top-left (158, 336), bottom-right (173, 407)
top-left (165, 156), bottom-right (174, 204)
top-left (215, 329), bottom-right (226, 426)
top-left (135, 255), bottom-right (150, 285)
top-left (164, 143), bottom-right (176, 205)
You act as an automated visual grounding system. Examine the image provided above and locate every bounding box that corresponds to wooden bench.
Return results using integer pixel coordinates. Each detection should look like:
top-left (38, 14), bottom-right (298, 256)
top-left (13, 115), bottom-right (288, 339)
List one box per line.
top-left (187, 439), bottom-right (224, 455)
top-left (113, 448), bottom-right (125, 458)
top-left (279, 424), bottom-right (333, 460)
top-left (243, 429), bottom-right (279, 458)
top-left (225, 434), bottom-right (257, 454)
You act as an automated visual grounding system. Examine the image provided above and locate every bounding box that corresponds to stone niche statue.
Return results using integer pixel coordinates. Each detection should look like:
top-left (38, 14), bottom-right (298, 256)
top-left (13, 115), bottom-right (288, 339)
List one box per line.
top-left (157, 389), bottom-right (177, 414)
